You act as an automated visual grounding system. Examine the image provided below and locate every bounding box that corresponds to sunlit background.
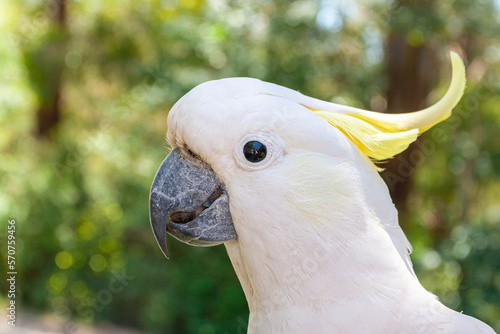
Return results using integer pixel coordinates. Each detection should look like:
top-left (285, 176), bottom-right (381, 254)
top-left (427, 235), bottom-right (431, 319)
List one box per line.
top-left (1, 0), bottom-right (500, 333)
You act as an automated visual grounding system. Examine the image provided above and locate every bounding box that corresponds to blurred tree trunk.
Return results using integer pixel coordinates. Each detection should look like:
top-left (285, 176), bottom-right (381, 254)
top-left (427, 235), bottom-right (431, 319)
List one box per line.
top-left (381, 0), bottom-right (438, 227)
top-left (32, 0), bottom-right (67, 138)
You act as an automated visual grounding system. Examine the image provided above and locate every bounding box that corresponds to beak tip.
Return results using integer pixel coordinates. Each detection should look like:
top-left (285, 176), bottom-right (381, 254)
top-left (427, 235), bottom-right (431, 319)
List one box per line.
top-left (161, 247), bottom-right (170, 260)
top-left (151, 218), bottom-right (170, 259)
top-left (150, 204), bottom-right (170, 260)
top-left (150, 177), bottom-right (172, 260)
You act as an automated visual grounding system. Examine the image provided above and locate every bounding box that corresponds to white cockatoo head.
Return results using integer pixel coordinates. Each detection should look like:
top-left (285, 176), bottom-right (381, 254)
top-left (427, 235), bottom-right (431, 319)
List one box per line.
top-left (150, 51), bottom-right (465, 258)
top-left (148, 52), bottom-right (475, 332)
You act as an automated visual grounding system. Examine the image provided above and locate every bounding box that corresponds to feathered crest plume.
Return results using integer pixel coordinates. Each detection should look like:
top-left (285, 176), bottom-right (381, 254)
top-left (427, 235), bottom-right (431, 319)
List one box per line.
top-left (311, 52), bottom-right (466, 161)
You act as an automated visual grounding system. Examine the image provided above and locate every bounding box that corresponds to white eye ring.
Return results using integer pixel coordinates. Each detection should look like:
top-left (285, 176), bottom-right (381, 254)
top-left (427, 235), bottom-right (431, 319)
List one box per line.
top-left (234, 133), bottom-right (282, 171)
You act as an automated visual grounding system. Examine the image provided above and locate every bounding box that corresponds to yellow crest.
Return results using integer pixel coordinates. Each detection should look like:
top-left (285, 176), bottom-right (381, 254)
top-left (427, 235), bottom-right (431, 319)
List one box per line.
top-left (312, 52), bottom-right (466, 161)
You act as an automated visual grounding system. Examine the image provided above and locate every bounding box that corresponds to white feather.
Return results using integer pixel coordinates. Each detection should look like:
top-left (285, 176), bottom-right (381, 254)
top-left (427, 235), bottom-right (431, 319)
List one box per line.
top-left (167, 77), bottom-right (495, 334)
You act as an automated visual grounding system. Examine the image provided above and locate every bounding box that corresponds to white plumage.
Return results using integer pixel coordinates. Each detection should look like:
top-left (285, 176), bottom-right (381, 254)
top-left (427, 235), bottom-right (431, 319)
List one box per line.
top-left (164, 53), bottom-right (495, 333)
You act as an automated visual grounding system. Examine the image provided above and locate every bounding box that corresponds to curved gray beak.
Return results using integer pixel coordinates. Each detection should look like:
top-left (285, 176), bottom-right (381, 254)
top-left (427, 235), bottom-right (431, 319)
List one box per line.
top-left (149, 147), bottom-right (237, 259)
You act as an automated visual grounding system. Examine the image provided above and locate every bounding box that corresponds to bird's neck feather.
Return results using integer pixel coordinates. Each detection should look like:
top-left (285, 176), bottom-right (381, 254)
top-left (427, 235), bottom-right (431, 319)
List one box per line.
top-left (225, 152), bottom-right (421, 330)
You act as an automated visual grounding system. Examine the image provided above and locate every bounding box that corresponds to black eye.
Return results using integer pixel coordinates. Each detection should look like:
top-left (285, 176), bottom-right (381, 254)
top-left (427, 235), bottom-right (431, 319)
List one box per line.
top-left (243, 141), bottom-right (267, 163)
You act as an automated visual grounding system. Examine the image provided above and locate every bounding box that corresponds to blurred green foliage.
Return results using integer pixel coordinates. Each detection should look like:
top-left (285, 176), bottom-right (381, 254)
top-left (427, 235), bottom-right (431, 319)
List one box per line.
top-left (0, 0), bottom-right (499, 333)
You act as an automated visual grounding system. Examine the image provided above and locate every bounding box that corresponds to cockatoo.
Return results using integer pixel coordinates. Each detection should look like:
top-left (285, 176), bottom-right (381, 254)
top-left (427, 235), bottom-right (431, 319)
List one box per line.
top-left (149, 52), bottom-right (496, 333)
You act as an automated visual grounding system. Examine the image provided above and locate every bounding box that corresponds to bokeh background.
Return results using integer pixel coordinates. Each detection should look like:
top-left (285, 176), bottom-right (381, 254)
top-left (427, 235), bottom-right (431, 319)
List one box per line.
top-left (1, 0), bottom-right (500, 333)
